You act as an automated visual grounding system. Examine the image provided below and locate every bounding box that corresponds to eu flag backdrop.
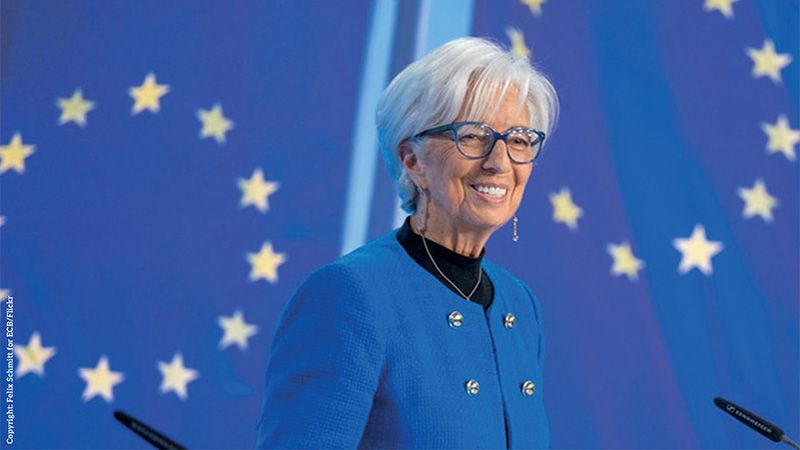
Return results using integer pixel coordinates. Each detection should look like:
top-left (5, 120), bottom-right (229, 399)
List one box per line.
top-left (1, 0), bottom-right (797, 448)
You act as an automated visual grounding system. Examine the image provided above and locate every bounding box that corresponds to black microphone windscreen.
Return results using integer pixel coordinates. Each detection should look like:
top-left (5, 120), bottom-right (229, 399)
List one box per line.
top-left (713, 397), bottom-right (783, 442)
top-left (113, 410), bottom-right (186, 450)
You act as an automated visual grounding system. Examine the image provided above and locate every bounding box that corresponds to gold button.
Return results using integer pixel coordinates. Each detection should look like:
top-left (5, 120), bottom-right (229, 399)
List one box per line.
top-left (465, 379), bottom-right (480, 395)
top-left (521, 380), bottom-right (536, 397)
top-left (504, 313), bottom-right (516, 329)
top-left (448, 311), bottom-right (463, 328)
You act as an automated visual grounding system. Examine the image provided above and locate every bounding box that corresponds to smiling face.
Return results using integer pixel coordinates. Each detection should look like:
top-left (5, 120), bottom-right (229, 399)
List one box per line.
top-left (403, 88), bottom-right (534, 238)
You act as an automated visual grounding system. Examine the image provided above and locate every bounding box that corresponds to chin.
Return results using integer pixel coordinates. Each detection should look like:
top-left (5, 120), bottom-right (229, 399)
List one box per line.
top-left (467, 212), bottom-right (510, 231)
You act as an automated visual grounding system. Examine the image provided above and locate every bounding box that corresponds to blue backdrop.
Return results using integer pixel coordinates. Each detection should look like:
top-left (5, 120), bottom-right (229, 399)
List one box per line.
top-left (1, 0), bottom-right (797, 448)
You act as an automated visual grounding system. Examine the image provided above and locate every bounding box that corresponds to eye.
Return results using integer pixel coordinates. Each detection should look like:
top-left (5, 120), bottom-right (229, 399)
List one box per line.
top-left (508, 136), bottom-right (530, 147)
top-left (459, 133), bottom-right (483, 143)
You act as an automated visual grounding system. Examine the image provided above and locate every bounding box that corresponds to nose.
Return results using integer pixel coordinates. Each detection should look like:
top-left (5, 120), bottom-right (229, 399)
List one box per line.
top-left (481, 138), bottom-right (513, 173)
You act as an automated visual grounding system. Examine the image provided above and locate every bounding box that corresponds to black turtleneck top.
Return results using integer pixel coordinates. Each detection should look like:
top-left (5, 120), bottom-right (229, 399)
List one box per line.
top-left (396, 216), bottom-right (495, 312)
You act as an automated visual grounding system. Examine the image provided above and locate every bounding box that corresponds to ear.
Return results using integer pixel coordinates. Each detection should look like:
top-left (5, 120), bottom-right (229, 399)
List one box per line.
top-left (397, 139), bottom-right (427, 190)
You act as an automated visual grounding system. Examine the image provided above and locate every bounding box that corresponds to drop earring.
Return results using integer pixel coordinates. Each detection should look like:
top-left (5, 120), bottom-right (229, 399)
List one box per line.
top-left (415, 186), bottom-right (429, 235)
top-left (512, 215), bottom-right (519, 242)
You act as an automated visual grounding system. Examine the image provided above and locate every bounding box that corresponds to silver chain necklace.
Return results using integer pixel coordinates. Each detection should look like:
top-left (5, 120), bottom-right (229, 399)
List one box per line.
top-left (420, 233), bottom-right (482, 300)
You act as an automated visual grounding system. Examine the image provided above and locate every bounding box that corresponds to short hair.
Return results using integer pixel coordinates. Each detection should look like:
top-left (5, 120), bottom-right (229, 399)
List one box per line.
top-left (375, 36), bottom-right (559, 213)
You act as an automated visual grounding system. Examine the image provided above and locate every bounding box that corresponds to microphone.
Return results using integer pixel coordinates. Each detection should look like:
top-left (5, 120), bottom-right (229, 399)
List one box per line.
top-left (714, 397), bottom-right (799, 449)
top-left (113, 410), bottom-right (186, 450)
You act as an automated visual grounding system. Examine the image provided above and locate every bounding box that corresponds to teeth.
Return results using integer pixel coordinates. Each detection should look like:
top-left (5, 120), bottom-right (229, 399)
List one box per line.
top-left (473, 185), bottom-right (507, 197)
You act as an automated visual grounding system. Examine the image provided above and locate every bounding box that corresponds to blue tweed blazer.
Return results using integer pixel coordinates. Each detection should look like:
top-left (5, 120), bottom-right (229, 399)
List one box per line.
top-left (255, 229), bottom-right (549, 449)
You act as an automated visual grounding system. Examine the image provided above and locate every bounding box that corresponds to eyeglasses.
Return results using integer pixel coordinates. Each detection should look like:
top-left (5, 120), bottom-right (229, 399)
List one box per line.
top-left (413, 121), bottom-right (545, 164)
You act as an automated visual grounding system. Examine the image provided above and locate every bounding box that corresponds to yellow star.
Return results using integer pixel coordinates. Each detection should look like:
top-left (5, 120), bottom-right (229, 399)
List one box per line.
top-left (218, 310), bottom-right (259, 350)
top-left (56, 89), bottom-right (95, 127)
top-left (704, 0), bottom-right (739, 18)
top-left (0, 133), bottom-right (35, 174)
top-left (738, 179), bottom-right (778, 222)
top-left (607, 242), bottom-right (645, 281)
top-left (673, 224), bottom-right (723, 276)
top-left (506, 27), bottom-right (530, 59)
top-left (78, 356), bottom-right (124, 402)
top-left (238, 168), bottom-right (280, 213)
top-left (761, 114), bottom-right (799, 161)
top-left (550, 188), bottom-right (583, 230)
top-left (197, 103), bottom-right (234, 144)
top-left (15, 332), bottom-right (56, 378)
top-left (746, 39), bottom-right (792, 84)
top-left (0, 289), bottom-right (9, 301)
top-left (520, 0), bottom-right (546, 16)
top-left (157, 353), bottom-right (199, 400)
top-left (247, 241), bottom-right (287, 284)
top-left (129, 73), bottom-right (170, 114)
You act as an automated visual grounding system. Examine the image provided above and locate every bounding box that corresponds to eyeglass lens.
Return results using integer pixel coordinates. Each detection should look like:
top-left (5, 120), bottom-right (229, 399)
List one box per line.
top-left (454, 123), bottom-right (541, 162)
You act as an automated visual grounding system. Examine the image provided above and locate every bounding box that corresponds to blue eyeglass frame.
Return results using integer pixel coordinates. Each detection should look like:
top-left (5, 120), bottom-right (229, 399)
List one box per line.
top-left (413, 121), bottom-right (546, 164)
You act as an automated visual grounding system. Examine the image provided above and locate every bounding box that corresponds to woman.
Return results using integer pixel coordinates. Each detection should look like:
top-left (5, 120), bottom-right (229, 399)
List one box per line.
top-left (256, 36), bottom-right (558, 449)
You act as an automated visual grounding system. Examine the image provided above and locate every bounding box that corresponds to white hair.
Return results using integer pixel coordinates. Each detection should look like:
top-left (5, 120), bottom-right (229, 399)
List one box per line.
top-left (375, 36), bottom-right (559, 213)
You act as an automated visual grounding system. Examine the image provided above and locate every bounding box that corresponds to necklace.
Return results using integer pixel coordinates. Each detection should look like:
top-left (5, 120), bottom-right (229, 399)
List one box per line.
top-left (420, 233), bottom-right (482, 300)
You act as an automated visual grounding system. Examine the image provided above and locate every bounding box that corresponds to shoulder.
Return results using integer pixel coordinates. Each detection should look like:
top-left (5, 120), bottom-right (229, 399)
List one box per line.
top-left (305, 230), bottom-right (405, 285)
top-left (337, 230), bottom-right (405, 273)
top-left (291, 230), bottom-right (404, 308)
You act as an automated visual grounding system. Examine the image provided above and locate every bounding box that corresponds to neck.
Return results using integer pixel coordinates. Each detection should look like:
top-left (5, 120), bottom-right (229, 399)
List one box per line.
top-left (410, 214), bottom-right (490, 258)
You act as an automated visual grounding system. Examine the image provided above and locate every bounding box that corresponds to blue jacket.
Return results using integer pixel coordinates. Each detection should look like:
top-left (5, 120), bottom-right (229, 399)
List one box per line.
top-left (255, 229), bottom-right (549, 448)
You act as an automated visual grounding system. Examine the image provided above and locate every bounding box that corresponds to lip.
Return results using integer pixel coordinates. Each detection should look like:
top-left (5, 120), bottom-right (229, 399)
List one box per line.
top-left (468, 182), bottom-right (510, 204)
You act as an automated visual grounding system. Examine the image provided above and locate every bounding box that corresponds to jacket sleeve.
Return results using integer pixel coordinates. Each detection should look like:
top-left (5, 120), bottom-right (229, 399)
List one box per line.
top-left (255, 263), bottom-right (386, 449)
